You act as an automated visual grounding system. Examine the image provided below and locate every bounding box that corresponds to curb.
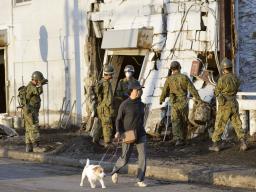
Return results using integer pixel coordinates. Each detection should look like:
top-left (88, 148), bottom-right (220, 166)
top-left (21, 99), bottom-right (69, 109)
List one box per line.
top-left (0, 147), bottom-right (255, 190)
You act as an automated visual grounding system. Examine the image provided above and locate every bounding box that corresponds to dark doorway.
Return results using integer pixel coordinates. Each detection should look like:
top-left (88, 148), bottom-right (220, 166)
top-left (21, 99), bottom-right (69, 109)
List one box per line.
top-left (111, 55), bottom-right (144, 95)
top-left (0, 49), bottom-right (6, 113)
top-left (115, 55), bottom-right (144, 91)
top-left (112, 55), bottom-right (144, 132)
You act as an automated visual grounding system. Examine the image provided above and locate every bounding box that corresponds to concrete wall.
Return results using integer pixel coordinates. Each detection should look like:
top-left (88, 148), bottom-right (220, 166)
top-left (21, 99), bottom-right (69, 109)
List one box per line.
top-left (237, 0), bottom-right (256, 91)
top-left (0, 0), bottom-right (89, 127)
top-left (143, 0), bottom-right (218, 109)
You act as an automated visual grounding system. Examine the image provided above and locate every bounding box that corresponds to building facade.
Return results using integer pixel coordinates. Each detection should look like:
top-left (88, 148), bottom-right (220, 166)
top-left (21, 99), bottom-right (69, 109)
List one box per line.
top-left (0, 0), bottom-right (88, 127)
top-left (0, 0), bottom-right (255, 134)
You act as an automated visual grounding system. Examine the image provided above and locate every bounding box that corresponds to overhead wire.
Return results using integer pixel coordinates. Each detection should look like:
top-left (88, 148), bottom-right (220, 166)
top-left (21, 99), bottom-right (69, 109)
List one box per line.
top-left (165, 2), bottom-right (221, 75)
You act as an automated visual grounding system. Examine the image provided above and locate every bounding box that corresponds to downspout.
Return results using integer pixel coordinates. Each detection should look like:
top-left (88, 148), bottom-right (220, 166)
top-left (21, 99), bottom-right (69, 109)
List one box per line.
top-left (218, 0), bottom-right (225, 62)
top-left (8, 0), bottom-right (15, 114)
top-left (234, 0), bottom-right (240, 76)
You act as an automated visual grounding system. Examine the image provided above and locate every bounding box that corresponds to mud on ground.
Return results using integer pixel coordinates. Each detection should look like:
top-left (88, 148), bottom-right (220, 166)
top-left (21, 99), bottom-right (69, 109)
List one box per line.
top-left (53, 133), bottom-right (256, 168)
top-left (1, 129), bottom-right (256, 168)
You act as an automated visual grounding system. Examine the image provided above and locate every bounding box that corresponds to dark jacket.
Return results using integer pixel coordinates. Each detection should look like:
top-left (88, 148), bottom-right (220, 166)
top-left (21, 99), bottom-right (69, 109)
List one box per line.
top-left (116, 97), bottom-right (146, 139)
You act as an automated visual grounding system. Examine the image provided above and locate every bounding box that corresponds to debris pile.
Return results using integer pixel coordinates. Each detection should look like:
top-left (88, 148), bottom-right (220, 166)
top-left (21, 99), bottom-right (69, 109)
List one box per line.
top-left (0, 113), bottom-right (19, 138)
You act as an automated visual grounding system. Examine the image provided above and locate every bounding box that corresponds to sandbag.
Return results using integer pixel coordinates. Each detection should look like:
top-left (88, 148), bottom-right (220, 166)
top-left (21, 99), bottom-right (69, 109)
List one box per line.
top-left (194, 102), bottom-right (211, 125)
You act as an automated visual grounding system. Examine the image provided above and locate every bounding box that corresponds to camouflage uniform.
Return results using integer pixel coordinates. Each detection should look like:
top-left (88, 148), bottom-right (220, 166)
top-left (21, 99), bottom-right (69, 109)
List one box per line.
top-left (116, 77), bottom-right (137, 99)
top-left (160, 73), bottom-right (201, 141)
top-left (23, 82), bottom-right (43, 145)
top-left (212, 73), bottom-right (245, 142)
top-left (95, 79), bottom-right (114, 143)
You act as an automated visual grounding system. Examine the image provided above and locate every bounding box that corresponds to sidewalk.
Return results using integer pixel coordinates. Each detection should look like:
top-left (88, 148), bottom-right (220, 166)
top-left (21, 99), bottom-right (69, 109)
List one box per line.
top-left (0, 146), bottom-right (255, 190)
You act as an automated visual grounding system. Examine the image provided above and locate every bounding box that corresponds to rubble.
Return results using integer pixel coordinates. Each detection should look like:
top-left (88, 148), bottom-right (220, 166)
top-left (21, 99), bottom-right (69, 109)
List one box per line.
top-left (0, 124), bottom-right (18, 138)
top-left (0, 114), bottom-right (19, 138)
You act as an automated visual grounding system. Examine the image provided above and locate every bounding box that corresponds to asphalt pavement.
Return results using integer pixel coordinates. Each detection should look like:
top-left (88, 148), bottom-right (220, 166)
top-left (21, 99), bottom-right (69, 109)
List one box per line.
top-left (0, 158), bottom-right (252, 192)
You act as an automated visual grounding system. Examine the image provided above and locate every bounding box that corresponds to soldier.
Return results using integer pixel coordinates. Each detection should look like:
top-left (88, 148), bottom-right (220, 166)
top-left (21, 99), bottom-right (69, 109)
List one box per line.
top-left (94, 65), bottom-right (115, 147)
top-left (24, 71), bottom-right (48, 153)
top-left (116, 65), bottom-right (137, 100)
top-left (160, 61), bottom-right (202, 146)
top-left (209, 58), bottom-right (248, 152)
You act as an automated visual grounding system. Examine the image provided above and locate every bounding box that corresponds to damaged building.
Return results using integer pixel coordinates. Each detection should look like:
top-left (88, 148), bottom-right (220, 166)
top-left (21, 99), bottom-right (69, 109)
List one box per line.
top-left (0, 0), bottom-right (255, 136)
top-left (86, 0), bottom-right (256, 137)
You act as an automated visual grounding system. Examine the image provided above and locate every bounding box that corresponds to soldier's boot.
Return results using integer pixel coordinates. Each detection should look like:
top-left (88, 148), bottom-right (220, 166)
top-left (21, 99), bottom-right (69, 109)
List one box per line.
top-left (104, 142), bottom-right (115, 148)
top-left (209, 142), bottom-right (221, 152)
top-left (98, 140), bottom-right (114, 148)
top-left (33, 142), bottom-right (46, 153)
top-left (153, 133), bottom-right (161, 141)
top-left (240, 138), bottom-right (248, 151)
top-left (175, 139), bottom-right (185, 146)
top-left (25, 143), bottom-right (33, 153)
top-left (92, 138), bottom-right (100, 145)
top-left (98, 140), bottom-right (106, 147)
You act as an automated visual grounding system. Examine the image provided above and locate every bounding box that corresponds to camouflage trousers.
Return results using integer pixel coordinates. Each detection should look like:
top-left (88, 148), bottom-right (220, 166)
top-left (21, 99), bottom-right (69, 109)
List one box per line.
top-left (94, 106), bottom-right (113, 143)
top-left (171, 100), bottom-right (188, 141)
top-left (23, 109), bottom-right (40, 144)
top-left (212, 101), bottom-right (245, 142)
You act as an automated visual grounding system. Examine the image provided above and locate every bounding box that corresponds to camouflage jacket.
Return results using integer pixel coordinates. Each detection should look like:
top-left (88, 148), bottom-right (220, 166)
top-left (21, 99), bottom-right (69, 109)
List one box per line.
top-left (160, 73), bottom-right (200, 104)
top-left (25, 81), bottom-right (43, 111)
top-left (96, 78), bottom-right (113, 109)
top-left (116, 77), bottom-right (137, 98)
top-left (214, 73), bottom-right (240, 97)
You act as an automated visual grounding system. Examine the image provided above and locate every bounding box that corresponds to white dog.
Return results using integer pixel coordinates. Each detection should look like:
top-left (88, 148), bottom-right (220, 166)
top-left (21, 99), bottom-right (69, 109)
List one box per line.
top-left (80, 159), bottom-right (106, 188)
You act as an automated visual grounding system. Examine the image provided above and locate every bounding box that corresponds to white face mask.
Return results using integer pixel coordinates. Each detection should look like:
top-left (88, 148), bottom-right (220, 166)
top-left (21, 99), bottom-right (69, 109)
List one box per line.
top-left (125, 71), bottom-right (133, 78)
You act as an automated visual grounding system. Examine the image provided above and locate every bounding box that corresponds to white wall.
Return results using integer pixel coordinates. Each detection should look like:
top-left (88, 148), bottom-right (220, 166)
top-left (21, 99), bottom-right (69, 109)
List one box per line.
top-left (0, 0), bottom-right (89, 126)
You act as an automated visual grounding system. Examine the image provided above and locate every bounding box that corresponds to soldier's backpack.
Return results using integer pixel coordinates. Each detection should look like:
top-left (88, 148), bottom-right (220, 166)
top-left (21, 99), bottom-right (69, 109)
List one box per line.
top-left (17, 86), bottom-right (27, 108)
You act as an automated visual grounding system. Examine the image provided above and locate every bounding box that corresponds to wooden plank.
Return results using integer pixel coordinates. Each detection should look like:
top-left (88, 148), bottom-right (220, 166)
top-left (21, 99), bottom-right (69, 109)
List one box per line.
top-left (237, 92), bottom-right (256, 96)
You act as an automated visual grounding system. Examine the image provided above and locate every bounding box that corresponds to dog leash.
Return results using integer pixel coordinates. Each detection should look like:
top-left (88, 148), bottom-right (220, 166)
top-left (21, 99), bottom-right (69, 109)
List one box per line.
top-left (98, 139), bottom-right (122, 165)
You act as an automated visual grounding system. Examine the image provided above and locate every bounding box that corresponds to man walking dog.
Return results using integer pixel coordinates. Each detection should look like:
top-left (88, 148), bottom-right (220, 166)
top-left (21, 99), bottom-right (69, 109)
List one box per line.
top-left (111, 80), bottom-right (147, 187)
